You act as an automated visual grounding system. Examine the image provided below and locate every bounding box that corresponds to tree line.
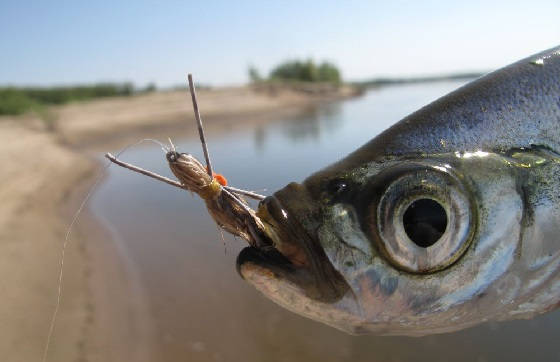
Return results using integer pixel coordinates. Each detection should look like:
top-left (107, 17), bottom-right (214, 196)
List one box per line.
top-left (249, 59), bottom-right (341, 84)
top-left (0, 83), bottom-right (156, 116)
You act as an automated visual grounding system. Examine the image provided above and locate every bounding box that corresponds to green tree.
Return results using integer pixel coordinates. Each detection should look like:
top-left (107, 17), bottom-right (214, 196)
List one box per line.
top-left (317, 62), bottom-right (341, 84)
top-left (0, 88), bottom-right (36, 115)
top-left (0, 83), bottom-right (136, 116)
top-left (269, 59), bottom-right (341, 83)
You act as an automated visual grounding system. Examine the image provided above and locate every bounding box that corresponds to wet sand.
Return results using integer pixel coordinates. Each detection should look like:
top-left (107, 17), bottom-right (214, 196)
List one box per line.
top-left (0, 85), bottom-right (357, 361)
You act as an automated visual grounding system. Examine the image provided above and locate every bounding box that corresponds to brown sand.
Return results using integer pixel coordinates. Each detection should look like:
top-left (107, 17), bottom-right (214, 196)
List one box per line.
top-left (0, 85), bottom-right (358, 361)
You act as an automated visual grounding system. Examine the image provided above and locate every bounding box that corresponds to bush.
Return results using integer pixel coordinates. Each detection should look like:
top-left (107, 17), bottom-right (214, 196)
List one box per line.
top-left (317, 62), bottom-right (340, 84)
top-left (0, 83), bottom-right (135, 116)
top-left (0, 88), bottom-right (37, 115)
top-left (269, 59), bottom-right (341, 84)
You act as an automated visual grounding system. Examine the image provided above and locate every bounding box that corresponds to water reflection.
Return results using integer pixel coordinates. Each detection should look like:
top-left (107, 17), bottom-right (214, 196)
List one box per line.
top-left (254, 125), bottom-right (266, 151)
top-left (279, 102), bottom-right (343, 142)
top-left (254, 102), bottom-right (343, 151)
top-left (92, 81), bottom-right (560, 362)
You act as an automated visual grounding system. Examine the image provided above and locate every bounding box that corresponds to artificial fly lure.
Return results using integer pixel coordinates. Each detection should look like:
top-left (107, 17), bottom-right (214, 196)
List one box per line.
top-left (105, 75), bottom-right (272, 250)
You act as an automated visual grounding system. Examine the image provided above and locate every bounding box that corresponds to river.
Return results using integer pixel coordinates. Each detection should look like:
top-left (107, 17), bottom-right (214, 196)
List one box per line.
top-left (91, 81), bottom-right (560, 362)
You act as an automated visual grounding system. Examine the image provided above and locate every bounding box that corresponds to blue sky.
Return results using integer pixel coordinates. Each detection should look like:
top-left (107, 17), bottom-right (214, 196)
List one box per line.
top-left (1, 1), bottom-right (559, 87)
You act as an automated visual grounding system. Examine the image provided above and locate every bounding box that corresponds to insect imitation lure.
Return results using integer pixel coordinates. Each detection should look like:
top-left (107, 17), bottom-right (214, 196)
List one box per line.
top-left (105, 74), bottom-right (272, 249)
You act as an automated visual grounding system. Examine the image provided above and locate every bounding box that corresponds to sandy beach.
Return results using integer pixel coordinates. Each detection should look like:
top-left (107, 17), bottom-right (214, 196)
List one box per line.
top-left (0, 85), bottom-right (358, 361)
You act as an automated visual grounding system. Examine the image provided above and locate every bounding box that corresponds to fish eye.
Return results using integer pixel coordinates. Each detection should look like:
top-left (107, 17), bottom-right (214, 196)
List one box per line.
top-left (374, 166), bottom-right (474, 273)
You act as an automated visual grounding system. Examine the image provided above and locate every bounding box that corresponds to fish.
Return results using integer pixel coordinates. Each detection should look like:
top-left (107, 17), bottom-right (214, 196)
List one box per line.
top-left (230, 46), bottom-right (560, 336)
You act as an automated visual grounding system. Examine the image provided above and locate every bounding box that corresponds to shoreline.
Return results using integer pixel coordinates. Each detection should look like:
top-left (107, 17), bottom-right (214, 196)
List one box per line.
top-left (0, 84), bottom-right (360, 361)
top-left (54, 84), bottom-right (360, 148)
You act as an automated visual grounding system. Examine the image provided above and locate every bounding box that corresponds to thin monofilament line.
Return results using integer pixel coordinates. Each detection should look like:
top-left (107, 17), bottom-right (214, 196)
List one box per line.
top-left (42, 138), bottom-right (168, 362)
top-left (42, 165), bottom-right (106, 362)
top-left (187, 74), bottom-right (213, 179)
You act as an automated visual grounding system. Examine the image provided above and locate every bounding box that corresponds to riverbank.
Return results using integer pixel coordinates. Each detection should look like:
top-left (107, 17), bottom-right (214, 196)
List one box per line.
top-left (0, 84), bottom-right (359, 361)
top-left (54, 84), bottom-right (360, 148)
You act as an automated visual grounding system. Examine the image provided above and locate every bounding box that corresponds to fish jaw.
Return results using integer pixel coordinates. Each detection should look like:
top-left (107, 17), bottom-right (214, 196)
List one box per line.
top-left (238, 258), bottom-right (368, 334)
top-left (237, 183), bottom-right (351, 304)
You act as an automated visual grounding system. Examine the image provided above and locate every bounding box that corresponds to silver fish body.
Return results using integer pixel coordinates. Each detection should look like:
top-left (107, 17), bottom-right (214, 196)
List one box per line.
top-left (237, 46), bottom-right (560, 335)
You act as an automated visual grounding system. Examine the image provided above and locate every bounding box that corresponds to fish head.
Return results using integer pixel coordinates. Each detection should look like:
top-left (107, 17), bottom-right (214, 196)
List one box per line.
top-left (237, 46), bottom-right (560, 335)
top-left (238, 151), bottom-right (533, 335)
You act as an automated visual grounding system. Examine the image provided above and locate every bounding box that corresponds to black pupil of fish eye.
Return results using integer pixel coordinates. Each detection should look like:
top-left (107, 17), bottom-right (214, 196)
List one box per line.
top-left (402, 198), bottom-right (447, 248)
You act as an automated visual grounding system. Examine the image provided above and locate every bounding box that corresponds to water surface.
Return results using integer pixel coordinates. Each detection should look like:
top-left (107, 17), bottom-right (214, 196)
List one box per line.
top-left (92, 81), bottom-right (560, 362)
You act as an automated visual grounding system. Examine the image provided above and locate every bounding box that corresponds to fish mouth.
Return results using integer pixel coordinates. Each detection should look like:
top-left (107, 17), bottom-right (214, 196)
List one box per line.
top-left (236, 187), bottom-right (349, 303)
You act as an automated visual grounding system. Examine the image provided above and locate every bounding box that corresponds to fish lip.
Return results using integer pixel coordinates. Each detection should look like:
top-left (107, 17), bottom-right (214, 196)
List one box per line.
top-left (235, 196), bottom-right (305, 278)
top-left (237, 194), bottom-right (350, 302)
top-left (236, 246), bottom-right (294, 280)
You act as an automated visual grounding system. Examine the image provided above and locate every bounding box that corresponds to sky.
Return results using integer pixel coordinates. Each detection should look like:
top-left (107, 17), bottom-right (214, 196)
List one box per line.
top-left (1, 0), bottom-right (559, 87)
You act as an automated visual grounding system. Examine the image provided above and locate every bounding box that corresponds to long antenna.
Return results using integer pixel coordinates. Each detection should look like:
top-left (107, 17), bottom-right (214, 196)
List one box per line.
top-left (105, 153), bottom-right (266, 201)
top-left (187, 74), bottom-right (213, 178)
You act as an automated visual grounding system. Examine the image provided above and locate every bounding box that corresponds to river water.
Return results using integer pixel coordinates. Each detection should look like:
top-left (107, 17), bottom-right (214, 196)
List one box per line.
top-left (91, 81), bottom-right (560, 362)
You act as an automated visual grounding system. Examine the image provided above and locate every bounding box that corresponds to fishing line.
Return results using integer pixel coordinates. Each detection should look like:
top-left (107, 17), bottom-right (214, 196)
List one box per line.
top-left (218, 227), bottom-right (227, 255)
top-left (42, 138), bottom-right (169, 362)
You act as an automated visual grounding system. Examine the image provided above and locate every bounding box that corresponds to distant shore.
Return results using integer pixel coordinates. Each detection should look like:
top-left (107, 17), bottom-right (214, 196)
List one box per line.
top-left (0, 83), bottom-right (360, 361)
top-left (355, 71), bottom-right (484, 88)
top-left (54, 83), bottom-right (361, 148)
